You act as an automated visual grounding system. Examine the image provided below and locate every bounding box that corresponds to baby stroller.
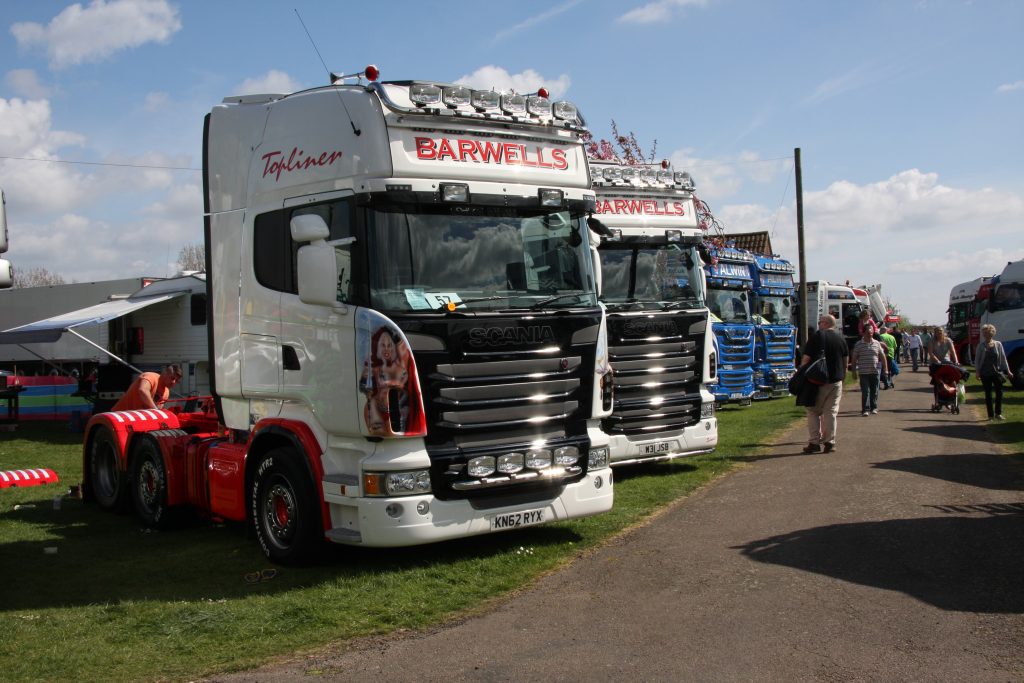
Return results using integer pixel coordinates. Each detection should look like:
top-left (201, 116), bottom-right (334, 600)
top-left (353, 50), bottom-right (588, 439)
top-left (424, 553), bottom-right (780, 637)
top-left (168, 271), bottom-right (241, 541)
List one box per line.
top-left (930, 362), bottom-right (971, 414)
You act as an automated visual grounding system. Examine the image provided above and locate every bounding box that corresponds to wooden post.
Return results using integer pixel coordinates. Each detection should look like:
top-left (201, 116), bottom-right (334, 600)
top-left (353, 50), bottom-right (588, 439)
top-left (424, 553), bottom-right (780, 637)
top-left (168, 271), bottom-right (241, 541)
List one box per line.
top-left (795, 147), bottom-right (808, 350)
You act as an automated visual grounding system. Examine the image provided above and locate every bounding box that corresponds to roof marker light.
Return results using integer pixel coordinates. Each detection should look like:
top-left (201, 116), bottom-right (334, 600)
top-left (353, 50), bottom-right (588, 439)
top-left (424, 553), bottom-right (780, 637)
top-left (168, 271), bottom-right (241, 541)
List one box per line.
top-left (537, 87), bottom-right (550, 99)
top-left (364, 64), bottom-right (379, 82)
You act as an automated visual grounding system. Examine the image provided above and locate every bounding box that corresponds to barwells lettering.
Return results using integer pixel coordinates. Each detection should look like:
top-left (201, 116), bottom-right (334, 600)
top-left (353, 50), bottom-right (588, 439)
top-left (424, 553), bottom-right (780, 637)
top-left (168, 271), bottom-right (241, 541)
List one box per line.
top-left (415, 137), bottom-right (569, 170)
top-left (594, 199), bottom-right (687, 216)
top-left (261, 148), bottom-right (344, 182)
top-left (468, 325), bottom-right (556, 347)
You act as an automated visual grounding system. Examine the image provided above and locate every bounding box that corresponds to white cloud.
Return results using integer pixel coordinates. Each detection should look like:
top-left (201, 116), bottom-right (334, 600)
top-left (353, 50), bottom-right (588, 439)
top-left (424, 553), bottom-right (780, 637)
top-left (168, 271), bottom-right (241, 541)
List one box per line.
top-left (668, 148), bottom-right (790, 200)
top-left (4, 69), bottom-right (52, 99)
top-left (493, 1), bottom-right (583, 42)
top-left (142, 91), bottom-right (169, 112)
top-left (996, 80), bottom-right (1024, 93)
top-left (455, 66), bottom-right (571, 98)
top-left (232, 70), bottom-right (303, 96)
top-left (730, 169), bottom-right (1024, 323)
top-left (618, 0), bottom-right (708, 24)
top-left (11, 0), bottom-right (181, 69)
top-left (802, 62), bottom-right (905, 106)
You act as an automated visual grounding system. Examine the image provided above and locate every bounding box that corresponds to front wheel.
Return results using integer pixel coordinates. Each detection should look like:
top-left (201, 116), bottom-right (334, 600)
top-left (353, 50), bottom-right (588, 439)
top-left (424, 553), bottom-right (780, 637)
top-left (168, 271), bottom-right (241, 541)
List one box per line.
top-left (88, 425), bottom-right (128, 512)
top-left (251, 448), bottom-right (322, 565)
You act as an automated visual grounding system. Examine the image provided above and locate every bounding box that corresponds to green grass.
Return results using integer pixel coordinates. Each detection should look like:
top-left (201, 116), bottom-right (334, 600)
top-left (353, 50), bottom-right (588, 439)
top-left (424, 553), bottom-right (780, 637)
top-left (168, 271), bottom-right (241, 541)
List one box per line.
top-left (964, 376), bottom-right (1024, 455)
top-left (0, 401), bottom-right (803, 682)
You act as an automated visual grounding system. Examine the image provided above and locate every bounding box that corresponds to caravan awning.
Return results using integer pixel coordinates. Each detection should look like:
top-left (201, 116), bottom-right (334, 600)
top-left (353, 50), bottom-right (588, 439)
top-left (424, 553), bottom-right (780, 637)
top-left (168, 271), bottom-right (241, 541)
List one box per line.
top-left (0, 293), bottom-right (185, 345)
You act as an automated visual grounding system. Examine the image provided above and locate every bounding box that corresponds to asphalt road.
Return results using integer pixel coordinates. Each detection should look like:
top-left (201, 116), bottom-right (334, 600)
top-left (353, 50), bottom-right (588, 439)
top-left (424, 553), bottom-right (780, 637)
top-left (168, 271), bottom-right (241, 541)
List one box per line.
top-left (210, 367), bottom-right (1024, 682)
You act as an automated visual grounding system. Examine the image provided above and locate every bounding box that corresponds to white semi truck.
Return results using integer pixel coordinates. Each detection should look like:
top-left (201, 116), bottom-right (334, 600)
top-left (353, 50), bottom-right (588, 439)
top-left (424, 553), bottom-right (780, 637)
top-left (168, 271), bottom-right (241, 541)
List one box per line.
top-left (589, 159), bottom-right (717, 465)
top-left (80, 67), bottom-right (615, 563)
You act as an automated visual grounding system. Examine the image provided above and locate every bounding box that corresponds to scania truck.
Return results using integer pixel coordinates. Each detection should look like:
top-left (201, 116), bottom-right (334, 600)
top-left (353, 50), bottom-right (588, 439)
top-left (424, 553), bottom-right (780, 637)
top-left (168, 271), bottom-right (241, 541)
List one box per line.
top-left (805, 280), bottom-right (864, 349)
top-left (749, 253), bottom-right (796, 399)
top-left (703, 244), bottom-right (755, 405)
top-left (81, 67), bottom-right (614, 563)
top-left (589, 159), bottom-right (717, 465)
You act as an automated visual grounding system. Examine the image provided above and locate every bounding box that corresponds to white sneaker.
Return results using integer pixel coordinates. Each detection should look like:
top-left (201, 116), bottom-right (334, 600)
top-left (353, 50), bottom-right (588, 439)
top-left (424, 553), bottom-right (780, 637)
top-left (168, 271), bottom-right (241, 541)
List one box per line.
top-left (861, 411), bottom-right (869, 416)
top-left (871, 409), bottom-right (878, 415)
top-left (996, 414), bottom-right (1005, 421)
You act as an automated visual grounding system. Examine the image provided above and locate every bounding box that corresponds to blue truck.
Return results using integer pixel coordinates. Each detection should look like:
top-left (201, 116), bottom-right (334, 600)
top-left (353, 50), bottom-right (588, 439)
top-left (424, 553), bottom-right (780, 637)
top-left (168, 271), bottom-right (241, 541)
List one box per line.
top-left (749, 254), bottom-right (797, 399)
top-left (703, 245), bottom-right (755, 405)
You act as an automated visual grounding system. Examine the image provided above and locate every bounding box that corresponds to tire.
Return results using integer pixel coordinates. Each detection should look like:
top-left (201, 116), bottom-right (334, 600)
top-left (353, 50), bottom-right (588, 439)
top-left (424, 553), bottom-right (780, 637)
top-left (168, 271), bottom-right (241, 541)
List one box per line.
top-left (1012, 355), bottom-right (1024, 390)
top-left (251, 448), bottom-right (322, 565)
top-left (88, 425), bottom-right (128, 512)
top-left (130, 436), bottom-right (173, 528)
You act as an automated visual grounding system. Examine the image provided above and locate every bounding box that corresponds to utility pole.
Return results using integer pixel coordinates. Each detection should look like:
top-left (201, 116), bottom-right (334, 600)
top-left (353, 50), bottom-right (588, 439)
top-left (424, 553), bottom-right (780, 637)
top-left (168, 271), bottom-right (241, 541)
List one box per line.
top-left (795, 148), bottom-right (807, 349)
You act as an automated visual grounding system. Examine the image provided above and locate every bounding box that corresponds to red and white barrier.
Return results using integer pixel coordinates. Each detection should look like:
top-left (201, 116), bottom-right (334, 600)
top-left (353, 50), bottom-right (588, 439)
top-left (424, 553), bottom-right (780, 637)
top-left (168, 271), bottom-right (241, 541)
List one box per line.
top-left (0, 468), bottom-right (60, 489)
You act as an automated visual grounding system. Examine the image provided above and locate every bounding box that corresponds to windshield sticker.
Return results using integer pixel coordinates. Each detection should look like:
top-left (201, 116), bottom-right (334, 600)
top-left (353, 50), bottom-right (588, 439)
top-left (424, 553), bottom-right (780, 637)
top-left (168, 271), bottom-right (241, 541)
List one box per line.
top-left (422, 292), bottom-right (463, 310)
top-left (404, 289), bottom-right (431, 310)
top-left (357, 310), bottom-right (425, 437)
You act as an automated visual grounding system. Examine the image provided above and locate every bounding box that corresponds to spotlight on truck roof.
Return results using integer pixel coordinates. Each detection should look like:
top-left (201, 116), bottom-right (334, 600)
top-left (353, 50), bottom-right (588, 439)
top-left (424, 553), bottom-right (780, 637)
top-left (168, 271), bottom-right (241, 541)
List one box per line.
top-left (527, 95), bottom-right (552, 117)
top-left (410, 83), bottom-right (442, 106)
top-left (442, 85), bottom-right (471, 108)
top-left (500, 93), bottom-right (526, 115)
top-left (674, 171), bottom-right (695, 189)
top-left (552, 101), bottom-right (577, 121)
top-left (471, 90), bottom-right (500, 111)
top-left (440, 183), bottom-right (470, 203)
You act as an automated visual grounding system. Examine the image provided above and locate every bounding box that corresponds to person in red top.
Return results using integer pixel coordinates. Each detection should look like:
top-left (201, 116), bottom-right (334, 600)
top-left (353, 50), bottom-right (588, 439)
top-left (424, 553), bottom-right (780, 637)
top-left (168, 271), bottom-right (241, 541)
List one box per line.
top-left (111, 364), bottom-right (182, 411)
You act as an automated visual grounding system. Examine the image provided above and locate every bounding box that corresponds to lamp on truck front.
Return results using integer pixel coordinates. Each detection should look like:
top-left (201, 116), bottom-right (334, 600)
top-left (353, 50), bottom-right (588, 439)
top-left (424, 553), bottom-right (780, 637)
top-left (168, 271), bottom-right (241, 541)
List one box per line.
top-left (554, 446), bottom-right (580, 466)
top-left (526, 95), bottom-right (552, 116)
top-left (539, 188), bottom-right (564, 207)
top-left (496, 452), bottom-right (525, 474)
top-left (440, 183), bottom-right (470, 203)
top-left (552, 101), bottom-right (577, 121)
top-left (410, 83), bottom-right (442, 105)
top-left (525, 449), bottom-right (552, 470)
top-left (442, 86), bottom-right (471, 107)
top-left (471, 90), bottom-right (499, 110)
top-left (468, 456), bottom-right (496, 478)
top-left (500, 93), bottom-right (526, 114)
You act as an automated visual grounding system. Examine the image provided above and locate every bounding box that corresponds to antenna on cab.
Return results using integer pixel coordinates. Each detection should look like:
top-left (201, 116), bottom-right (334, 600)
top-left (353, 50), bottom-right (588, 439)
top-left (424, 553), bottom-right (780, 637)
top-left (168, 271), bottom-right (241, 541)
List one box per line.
top-left (294, 8), bottom-right (361, 136)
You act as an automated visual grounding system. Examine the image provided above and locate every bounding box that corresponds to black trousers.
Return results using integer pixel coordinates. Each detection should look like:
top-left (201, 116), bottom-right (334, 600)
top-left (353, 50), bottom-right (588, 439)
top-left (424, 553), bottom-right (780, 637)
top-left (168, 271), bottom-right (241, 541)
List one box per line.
top-left (980, 375), bottom-right (1004, 417)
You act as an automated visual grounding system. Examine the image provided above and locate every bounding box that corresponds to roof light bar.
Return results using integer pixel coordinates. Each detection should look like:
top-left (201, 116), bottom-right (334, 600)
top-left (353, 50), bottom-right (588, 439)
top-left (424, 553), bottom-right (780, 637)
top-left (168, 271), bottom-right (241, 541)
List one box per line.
top-left (471, 90), bottom-right (500, 111)
top-left (527, 95), bottom-right (552, 116)
top-left (552, 101), bottom-right (577, 121)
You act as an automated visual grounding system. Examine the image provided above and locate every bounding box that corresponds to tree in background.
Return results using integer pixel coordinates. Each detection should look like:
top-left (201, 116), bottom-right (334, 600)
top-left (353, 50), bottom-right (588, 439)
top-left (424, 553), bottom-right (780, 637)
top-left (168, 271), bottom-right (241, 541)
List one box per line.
top-left (177, 243), bottom-right (205, 273)
top-left (12, 266), bottom-right (66, 288)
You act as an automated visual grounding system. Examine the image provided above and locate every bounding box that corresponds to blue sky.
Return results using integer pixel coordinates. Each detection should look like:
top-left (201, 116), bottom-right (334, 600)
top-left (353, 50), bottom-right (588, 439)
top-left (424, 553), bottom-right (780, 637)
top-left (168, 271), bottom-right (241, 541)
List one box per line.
top-left (1, 0), bottom-right (1021, 324)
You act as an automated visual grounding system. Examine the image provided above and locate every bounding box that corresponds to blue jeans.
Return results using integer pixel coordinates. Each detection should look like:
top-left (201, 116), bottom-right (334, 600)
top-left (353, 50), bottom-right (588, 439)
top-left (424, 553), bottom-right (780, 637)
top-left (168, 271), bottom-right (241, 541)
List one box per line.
top-left (859, 373), bottom-right (880, 412)
top-left (910, 348), bottom-right (920, 371)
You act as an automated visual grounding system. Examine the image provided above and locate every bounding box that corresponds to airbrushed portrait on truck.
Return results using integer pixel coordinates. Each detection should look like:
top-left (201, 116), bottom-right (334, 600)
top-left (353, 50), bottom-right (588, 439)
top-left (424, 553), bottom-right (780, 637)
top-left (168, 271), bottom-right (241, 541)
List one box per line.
top-left (80, 66), bottom-right (616, 564)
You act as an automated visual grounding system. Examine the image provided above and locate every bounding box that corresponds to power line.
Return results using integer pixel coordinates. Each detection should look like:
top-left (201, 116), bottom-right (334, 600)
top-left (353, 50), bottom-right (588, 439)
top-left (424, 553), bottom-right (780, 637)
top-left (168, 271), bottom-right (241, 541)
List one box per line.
top-left (0, 155), bottom-right (200, 171)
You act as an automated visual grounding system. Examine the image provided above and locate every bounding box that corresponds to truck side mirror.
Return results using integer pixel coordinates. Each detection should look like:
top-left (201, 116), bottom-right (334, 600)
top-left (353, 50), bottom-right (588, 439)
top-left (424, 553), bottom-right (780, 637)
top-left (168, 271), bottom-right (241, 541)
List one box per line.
top-left (290, 213), bottom-right (330, 243)
top-left (297, 243), bottom-right (339, 307)
top-left (586, 216), bottom-right (612, 237)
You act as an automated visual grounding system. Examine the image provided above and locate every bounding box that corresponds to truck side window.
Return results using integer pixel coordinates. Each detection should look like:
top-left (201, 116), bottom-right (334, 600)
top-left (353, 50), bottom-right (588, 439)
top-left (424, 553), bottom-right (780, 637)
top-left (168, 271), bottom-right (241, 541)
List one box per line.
top-left (254, 211), bottom-right (292, 292)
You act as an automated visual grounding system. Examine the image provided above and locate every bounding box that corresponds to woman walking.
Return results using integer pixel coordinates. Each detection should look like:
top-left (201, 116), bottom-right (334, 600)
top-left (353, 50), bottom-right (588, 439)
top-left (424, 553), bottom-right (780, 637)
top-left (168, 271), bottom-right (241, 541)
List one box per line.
top-left (927, 327), bottom-right (959, 367)
top-left (975, 324), bottom-right (1011, 420)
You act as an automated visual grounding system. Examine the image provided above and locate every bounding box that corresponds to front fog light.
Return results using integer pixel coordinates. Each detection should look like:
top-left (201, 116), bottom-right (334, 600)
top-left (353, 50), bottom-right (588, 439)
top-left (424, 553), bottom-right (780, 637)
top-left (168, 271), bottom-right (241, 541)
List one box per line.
top-left (525, 448), bottom-right (552, 470)
top-left (468, 456), bottom-right (496, 478)
top-left (385, 503), bottom-right (403, 518)
top-left (497, 452), bottom-right (525, 474)
top-left (416, 500), bottom-right (430, 516)
top-left (700, 402), bottom-right (714, 418)
top-left (554, 445), bottom-right (579, 466)
top-left (588, 446), bottom-right (609, 470)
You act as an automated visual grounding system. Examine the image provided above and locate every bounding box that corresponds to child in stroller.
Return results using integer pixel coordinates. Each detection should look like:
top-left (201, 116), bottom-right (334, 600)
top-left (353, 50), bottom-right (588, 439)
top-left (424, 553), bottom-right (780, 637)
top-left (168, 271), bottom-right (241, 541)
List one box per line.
top-left (930, 362), bottom-right (971, 414)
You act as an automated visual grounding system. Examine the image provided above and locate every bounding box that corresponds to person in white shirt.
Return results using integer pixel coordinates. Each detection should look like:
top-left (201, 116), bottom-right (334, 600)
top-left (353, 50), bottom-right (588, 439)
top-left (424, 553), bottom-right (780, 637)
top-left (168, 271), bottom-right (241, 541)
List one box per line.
top-left (906, 329), bottom-right (923, 371)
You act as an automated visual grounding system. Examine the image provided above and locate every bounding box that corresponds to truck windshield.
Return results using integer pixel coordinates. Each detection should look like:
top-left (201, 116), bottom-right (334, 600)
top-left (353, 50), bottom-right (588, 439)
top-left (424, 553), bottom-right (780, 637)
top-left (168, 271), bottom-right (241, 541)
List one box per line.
top-left (707, 288), bottom-right (751, 323)
top-left (365, 203), bottom-right (598, 313)
top-left (600, 244), bottom-right (704, 311)
top-left (753, 296), bottom-right (791, 325)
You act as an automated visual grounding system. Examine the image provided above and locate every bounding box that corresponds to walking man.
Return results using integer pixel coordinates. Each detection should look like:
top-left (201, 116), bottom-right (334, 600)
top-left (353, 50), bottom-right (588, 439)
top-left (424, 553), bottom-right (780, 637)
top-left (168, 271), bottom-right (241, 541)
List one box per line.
top-left (907, 328), bottom-right (923, 371)
top-left (850, 322), bottom-right (889, 416)
top-left (801, 314), bottom-right (849, 454)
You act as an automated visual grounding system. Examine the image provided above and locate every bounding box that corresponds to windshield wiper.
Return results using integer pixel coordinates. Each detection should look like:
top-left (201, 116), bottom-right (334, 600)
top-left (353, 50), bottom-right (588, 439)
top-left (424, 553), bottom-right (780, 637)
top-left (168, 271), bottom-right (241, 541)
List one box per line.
top-left (661, 299), bottom-right (698, 311)
top-left (529, 291), bottom-right (587, 310)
